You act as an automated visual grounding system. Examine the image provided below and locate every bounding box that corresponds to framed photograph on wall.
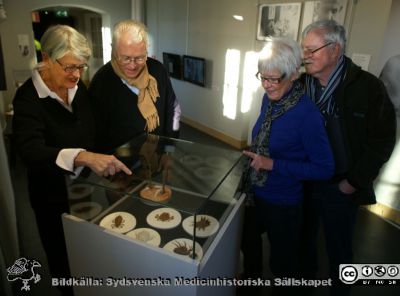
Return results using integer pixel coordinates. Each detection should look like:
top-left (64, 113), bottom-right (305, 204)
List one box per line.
top-left (301, 0), bottom-right (348, 33)
top-left (182, 55), bottom-right (206, 87)
top-left (257, 3), bottom-right (302, 41)
top-left (0, 35), bottom-right (6, 90)
top-left (162, 52), bottom-right (182, 79)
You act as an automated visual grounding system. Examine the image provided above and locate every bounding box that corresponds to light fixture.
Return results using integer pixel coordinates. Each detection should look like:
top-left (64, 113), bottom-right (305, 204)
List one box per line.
top-left (233, 15), bottom-right (243, 21)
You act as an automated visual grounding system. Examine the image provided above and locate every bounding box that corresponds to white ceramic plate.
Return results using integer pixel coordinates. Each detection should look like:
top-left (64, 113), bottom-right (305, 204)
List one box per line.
top-left (99, 211), bottom-right (136, 233)
top-left (163, 238), bottom-right (203, 260)
top-left (126, 228), bottom-right (161, 247)
top-left (193, 167), bottom-right (220, 180)
top-left (180, 155), bottom-right (204, 167)
top-left (182, 214), bottom-right (219, 238)
top-left (205, 156), bottom-right (230, 169)
top-left (146, 208), bottom-right (181, 229)
top-left (67, 184), bottom-right (94, 200)
top-left (70, 201), bottom-right (102, 220)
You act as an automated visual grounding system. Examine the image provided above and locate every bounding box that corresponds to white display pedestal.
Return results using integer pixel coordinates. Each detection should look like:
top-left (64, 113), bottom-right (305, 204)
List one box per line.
top-left (62, 194), bottom-right (244, 296)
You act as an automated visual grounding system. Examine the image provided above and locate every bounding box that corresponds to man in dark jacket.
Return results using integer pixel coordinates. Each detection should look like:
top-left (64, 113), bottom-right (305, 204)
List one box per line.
top-left (89, 20), bottom-right (180, 153)
top-left (300, 20), bottom-right (396, 296)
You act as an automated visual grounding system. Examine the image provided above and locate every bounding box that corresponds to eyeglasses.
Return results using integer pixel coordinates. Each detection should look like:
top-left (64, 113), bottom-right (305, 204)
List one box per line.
top-left (56, 60), bottom-right (88, 73)
top-left (117, 55), bottom-right (147, 65)
top-left (255, 72), bottom-right (286, 84)
top-left (302, 42), bottom-right (333, 56)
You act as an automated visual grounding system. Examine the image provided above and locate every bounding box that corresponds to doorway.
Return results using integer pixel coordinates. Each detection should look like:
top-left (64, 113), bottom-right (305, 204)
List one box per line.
top-left (31, 6), bottom-right (104, 83)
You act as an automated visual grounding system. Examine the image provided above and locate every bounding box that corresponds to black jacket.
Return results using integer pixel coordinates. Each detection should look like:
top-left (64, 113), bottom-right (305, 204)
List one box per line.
top-left (88, 58), bottom-right (177, 153)
top-left (302, 57), bottom-right (396, 204)
top-left (12, 79), bottom-right (95, 207)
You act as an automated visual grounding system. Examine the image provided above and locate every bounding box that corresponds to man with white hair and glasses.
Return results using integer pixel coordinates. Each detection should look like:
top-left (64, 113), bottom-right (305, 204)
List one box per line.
top-left (89, 20), bottom-right (180, 153)
top-left (300, 20), bottom-right (396, 295)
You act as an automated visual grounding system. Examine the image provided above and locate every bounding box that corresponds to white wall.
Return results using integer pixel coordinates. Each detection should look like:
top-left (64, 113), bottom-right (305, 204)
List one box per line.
top-left (347, 0), bottom-right (392, 75)
top-left (374, 0), bottom-right (400, 211)
top-left (377, 0), bottom-right (400, 73)
top-left (0, 0), bottom-right (131, 107)
top-left (147, 0), bottom-right (260, 144)
top-left (0, 0), bottom-right (393, 143)
top-left (147, 0), bottom-right (400, 211)
top-left (147, 0), bottom-right (392, 143)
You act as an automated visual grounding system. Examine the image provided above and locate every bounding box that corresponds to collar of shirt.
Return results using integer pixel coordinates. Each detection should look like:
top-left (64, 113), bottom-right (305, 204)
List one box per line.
top-left (32, 69), bottom-right (78, 112)
top-left (121, 78), bottom-right (139, 95)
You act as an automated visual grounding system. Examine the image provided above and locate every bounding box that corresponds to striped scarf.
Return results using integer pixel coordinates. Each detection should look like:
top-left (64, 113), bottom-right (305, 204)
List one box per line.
top-left (305, 55), bottom-right (345, 115)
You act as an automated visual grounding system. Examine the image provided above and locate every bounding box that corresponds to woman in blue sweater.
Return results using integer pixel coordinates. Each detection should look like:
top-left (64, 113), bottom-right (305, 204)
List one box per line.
top-left (241, 37), bottom-right (334, 283)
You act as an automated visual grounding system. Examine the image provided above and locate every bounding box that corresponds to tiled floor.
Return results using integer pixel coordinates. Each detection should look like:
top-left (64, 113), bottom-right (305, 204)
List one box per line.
top-left (9, 122), bottom-right (400, 296)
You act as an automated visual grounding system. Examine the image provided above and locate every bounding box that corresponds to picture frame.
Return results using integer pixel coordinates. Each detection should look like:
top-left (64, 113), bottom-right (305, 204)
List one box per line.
top-left (301, 0), bottom-right (348, 33)
top-left (162, 52), bottom-right (182, 80)
top-left (182, 55), bottom-right (206, 87)
top-left (256, 3), bottom-right (302, 41)
top-left (0, 35), bottom-right (6, 90)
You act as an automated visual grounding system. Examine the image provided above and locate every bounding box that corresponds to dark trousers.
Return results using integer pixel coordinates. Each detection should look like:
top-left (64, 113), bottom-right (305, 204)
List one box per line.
top-left (33, 202), bottom-right (74, 296)
top-left (301, 181), bottom-right (358, 296)
top-left (241, 205), bottom-right (264, 278)
top-left (258, 199), bottom-right (303, 278)
top-left (241, 198), bottom-right (303, 279)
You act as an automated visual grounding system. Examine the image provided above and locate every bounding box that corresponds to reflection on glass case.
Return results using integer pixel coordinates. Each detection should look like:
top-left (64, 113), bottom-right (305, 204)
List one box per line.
top-left (63, 134), bottom-right (245, 296)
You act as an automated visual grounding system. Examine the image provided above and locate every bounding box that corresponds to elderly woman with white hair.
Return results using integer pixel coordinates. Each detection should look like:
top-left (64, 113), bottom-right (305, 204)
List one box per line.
top-left (241, 37), bottom-right (334, 282)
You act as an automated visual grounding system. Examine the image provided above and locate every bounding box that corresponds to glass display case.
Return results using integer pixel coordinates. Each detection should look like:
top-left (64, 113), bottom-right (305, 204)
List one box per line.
top-left (62, 134), bottom-right (246, 296)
